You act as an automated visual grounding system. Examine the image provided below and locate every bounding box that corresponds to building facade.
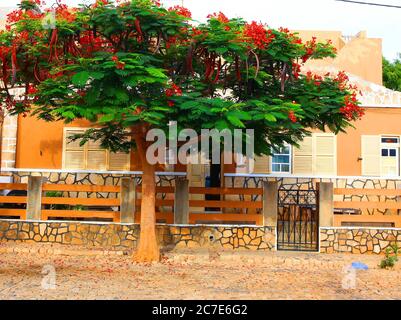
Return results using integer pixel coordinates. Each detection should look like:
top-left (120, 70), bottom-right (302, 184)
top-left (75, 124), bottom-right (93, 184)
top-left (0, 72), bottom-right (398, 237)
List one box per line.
top-left (1, 17), bottom-right (401, 182)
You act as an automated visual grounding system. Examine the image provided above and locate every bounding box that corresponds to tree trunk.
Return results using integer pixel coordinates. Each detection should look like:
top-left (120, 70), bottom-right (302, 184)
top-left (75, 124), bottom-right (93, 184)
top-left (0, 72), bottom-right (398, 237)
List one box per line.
top-left (132, 134), bottom-right (160, 263)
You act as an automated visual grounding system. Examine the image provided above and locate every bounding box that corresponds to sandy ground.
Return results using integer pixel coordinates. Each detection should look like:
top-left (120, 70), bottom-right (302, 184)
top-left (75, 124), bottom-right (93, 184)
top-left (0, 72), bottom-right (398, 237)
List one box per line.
top-left (0, 242), bottom-right (400, 300)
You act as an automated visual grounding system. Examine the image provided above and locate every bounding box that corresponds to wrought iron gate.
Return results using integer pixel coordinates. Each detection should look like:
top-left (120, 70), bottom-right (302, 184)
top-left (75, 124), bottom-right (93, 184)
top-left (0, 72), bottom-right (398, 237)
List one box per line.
top-left (277, 189), bottom-right (319, 251)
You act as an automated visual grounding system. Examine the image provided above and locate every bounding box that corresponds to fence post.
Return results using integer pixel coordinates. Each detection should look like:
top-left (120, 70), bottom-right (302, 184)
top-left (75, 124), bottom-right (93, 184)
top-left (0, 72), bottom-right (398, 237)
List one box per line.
top-left (262, 181), bottom-right (278, 227)
top-left (174, 178), bottom-right (189, 224)
top-left (120, 177), bottom-right (136, 223)
top-left (396, 182), bottom-right (401, 215)
top-left (26, 176), bottom-right (44, 220)
top-left (317, 182), bottom-right (334, 227)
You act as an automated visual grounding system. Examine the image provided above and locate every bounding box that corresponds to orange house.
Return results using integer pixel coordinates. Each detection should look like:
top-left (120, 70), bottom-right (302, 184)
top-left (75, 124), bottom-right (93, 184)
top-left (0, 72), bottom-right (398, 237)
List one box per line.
top-left (2, 22), bottom-right (401, 184)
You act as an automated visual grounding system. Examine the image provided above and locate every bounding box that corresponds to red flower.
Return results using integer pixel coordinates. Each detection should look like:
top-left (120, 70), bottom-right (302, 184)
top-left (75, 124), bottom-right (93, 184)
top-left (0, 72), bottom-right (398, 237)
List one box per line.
top-left (243, 22), bottom-right (274, 49)
top-left (116, 61), bottom-right (125, 70)
top-left (27, 84), bottom-right (37, 95)
top-left (292, 62), bottom-right (301, 79)
top-left (207, 12), bottom-right (230, 30)
top-left (166, 83), bottom-right (182, 106)
top-left (111, 55), bottom-right (125, 69)
top-left (340, 92), bottom-right (364, 120)
top-left (288, 111), bottom-right (297, 123)
top-left (301, 36), bottom-right (317, 62)
top-left (166, 83), bottom-right (182, 97)
top-left (168, 6), bottom-right (192, 18)
top-left (207, 12), bottom-right (229, 23)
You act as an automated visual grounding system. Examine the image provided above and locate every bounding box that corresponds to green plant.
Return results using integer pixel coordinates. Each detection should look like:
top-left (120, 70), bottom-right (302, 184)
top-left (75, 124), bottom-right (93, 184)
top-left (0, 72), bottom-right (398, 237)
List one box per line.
top-left (383, 54), bottom-right (401, 91)
top-left (380, 243), bottom-right (400, 269)
top-left (72, 205), bottom-right (88, 211)
top-left (45, 191), bottom-right (69, 210)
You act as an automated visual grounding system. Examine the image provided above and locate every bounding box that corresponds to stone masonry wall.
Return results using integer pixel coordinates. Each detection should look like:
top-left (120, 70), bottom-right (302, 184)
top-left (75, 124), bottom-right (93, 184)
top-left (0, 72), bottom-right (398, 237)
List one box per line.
top-left (1, 113), bottom-right (18, 170)
top-left (0, 220), bottom-right (276, 251)
top-left (320, 227), bottom-right (401, 254)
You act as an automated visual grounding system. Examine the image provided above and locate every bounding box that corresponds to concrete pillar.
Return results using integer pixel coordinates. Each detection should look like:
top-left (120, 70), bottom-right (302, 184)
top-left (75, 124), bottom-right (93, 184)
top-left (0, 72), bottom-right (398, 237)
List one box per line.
top-left (26, 176), bottom-right (44, 220)
top-left (262, 181), bottom-right (278, 227)
top-left (120, 177), bottom-right (136, 223)
top-left (174, 179), bottom-right (189, 224)
top-left (317, 182), bottom-right (334, 227)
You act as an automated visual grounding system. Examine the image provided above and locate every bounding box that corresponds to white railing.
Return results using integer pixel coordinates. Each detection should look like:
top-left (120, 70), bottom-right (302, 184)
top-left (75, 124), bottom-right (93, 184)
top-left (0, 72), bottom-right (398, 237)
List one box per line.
top-left (224, 172), bottom-right (401, 180)
top-left (1, 168), bottom-right (187, 176)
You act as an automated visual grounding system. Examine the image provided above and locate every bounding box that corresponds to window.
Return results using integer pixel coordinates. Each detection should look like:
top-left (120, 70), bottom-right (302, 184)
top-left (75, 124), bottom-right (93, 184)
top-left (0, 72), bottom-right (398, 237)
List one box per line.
top-left (380, 136), bottom-right (399, 176)
top-left (293, 133), bottom-right (336, 175)
top-left (361, 135), bottom-right (400, 176)
top-left (271, 145), bottom-right (291, 173)
top-left (63, 128), bottom-right (130, 171)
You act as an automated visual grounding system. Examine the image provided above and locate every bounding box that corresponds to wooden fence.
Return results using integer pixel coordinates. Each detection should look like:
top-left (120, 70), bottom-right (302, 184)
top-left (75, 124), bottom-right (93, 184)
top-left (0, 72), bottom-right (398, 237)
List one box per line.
top-left (0, 177), bottom-right (268, 225)
top-left (334, 187), bottom-right (401, 227)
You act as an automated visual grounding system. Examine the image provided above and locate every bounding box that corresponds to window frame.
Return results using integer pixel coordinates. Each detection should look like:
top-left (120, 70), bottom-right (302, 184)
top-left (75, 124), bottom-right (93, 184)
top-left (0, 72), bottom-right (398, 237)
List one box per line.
top-left (379, 134), bottom-right (400, 176)
top-left (62, 127), bottom-right (131, 171)
top-left (270, 144), bottom-right (292, 174)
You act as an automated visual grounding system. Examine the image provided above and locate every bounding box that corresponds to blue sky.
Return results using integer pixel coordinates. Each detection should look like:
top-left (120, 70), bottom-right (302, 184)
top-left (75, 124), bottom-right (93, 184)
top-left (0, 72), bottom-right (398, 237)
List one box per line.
top-left (1, 0), bottom-right (400, 60)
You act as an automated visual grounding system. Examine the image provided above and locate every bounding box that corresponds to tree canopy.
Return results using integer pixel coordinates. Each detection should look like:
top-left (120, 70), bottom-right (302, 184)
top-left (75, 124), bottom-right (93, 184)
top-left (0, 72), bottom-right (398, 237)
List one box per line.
top-left (0, 0), bottom-right (364, 261)
top-left (0, 0), bottom-right (363, 155)
top-left (383, 54), bottom-right (401, 92)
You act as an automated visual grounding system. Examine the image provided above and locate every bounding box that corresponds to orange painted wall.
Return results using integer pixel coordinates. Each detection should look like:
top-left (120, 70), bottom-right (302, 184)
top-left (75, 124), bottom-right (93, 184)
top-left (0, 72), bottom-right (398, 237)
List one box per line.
top-left (16, 114), bottom-right (169, 171)
top-left (16, 115), bottom-right (91, 169)
top-left (336, 107), bottom-right (401, 176)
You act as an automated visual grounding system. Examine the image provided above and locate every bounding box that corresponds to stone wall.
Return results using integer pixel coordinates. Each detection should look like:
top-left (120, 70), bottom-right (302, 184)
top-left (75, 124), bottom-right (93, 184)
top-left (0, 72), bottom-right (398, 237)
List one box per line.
top-left (226, 176), bottom-right (401, 214)
top-left (320, 227), bottom-right (401, 254)
top-left (0, 220), bottom-right (276, 251)
top-left (1, 113), bottom-right (18, 170)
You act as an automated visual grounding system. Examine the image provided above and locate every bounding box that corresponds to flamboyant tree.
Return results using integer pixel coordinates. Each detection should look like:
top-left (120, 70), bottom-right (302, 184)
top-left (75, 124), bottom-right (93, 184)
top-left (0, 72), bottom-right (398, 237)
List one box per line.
top-left (0, 0), bottom-right (363, 262)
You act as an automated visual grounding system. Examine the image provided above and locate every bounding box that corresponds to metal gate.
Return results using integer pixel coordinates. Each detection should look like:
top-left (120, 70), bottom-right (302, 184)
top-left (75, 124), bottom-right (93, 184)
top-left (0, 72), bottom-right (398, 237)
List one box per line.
top-left (277, 190), bottom-right (319, 251)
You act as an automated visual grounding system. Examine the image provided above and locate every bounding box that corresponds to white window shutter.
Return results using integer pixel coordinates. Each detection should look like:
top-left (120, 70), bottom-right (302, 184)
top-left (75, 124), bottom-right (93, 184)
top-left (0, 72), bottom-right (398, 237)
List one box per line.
top-left (293, 136), bottom-right (313, 174)
top-left (87, 150), bottom-right (107, 170)
top-left (361, 135), bottom-right (381, 176)
top-left (65, 130), bottom-right (84, 149)
top-left (64, 151), bottom-right (85, 169)
top-left (315, 134), bottom-right (336, 175)
top-left (109, 152), bottom-right (130, 171)
top-left (253, 155), bottom-right (270, 173)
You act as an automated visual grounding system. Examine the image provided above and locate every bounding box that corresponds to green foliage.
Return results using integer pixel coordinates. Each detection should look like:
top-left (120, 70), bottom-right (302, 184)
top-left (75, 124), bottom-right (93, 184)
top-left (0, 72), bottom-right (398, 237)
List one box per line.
top-left (379, 243), bottom-right (400, 269)
top-left (45, 191), bottom-right (69, 210)
top-left (383, 55), bottom-right (401, 91)
top-left (0, 0), bottom-right (362, 158)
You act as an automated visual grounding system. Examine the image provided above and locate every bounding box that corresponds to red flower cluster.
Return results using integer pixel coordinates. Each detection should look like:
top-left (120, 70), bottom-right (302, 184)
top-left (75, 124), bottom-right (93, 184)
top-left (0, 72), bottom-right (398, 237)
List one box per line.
top-left (6, 9), bottom-right (23, 24)
top-left (207, 12), bottom-right (230, 30)
top-left (243, 22), bottom-right (275, 49)
top-left (112, 55), bottom-right (125, 69)
top-left (207, 12), bottom-right (229, 23)
top-left (341, 92), bottom-right (364, 120)
top-left (93, 0), bottom-right (109, 8)
top-left (168, 6), bottom-right (192, 18)
top-left (27, 84), bottom-right (37, 95)
top-left (288, 111), bottom-right (297, 123)
top-left (292, 62), bottom-right (301, 79)
top-left (334, 70), bottom-right (349, 90)
top-left (166, 83), bottom-right (182, 107)
top-left (305, 71), bottom-right (323, 86)
top-left (302, 36), bottom-right (317, 62)
top-left (55, 4), bottom-right (77, 23)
